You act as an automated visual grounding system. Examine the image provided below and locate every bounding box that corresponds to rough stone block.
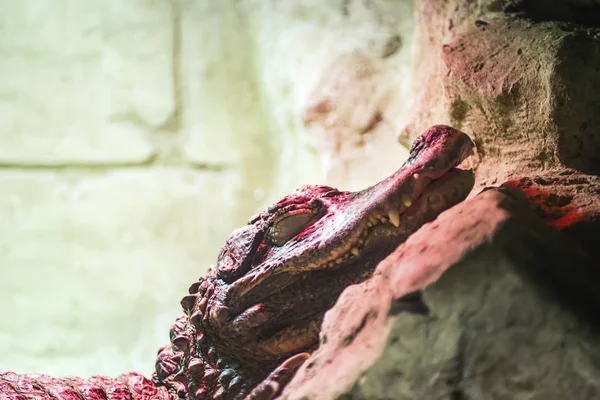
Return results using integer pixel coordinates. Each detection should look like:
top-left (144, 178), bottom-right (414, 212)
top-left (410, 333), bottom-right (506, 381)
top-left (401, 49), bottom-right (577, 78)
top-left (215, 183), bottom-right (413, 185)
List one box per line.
top-left (403, 0), bottom-right (600, 185)
top-left (0, 0), bottom-right (174, 165)
top-left (177, 1), bottom-right (306, 209)
top-left (281, 187), bottom-right (600, 400)
top-left (180, 2), bottom-right (270, 167)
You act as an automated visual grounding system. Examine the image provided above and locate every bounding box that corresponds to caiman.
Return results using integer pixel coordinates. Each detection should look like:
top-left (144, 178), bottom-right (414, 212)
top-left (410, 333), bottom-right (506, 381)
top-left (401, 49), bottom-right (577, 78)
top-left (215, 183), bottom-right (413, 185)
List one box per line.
top-left (0, 125), bottom-right (475, 400)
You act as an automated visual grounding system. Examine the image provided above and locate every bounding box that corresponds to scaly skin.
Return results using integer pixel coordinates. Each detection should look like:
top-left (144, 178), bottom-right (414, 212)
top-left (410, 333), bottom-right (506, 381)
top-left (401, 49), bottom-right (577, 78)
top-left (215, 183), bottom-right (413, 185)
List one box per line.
top-left (0, 371), bottom-right (173, 399)
top-left (1, 125), bottom-right (475, 400)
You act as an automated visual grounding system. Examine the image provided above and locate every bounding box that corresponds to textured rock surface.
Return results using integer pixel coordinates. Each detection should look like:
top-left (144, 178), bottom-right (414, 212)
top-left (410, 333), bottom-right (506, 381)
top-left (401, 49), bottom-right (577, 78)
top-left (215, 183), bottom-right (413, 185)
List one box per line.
top-left (501, 171), bottom-right (600, 259)
top-left (280, 187), bottom-right (600, 400)
top-left (402, 0), bottom-right (600, 184)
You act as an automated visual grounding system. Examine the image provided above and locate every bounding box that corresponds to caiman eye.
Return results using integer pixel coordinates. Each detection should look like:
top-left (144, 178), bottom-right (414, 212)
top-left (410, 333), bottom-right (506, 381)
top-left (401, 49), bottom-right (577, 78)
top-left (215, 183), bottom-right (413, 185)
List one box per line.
top-left (267, 210), bottom-right (316, 247)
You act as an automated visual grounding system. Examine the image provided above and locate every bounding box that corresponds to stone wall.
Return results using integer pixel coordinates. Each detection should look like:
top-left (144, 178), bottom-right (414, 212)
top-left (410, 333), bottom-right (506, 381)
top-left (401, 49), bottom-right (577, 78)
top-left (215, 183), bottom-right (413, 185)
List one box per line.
top-left (0, 0), bottom-right (417, 378)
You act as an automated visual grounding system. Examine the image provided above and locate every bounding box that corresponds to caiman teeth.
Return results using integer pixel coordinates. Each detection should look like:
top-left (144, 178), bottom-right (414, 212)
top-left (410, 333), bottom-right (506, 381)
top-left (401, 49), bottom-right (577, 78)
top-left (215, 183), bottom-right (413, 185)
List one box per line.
top-left (324, 206), bottom-right (405, 268)
top-left (323, 168), bottom-right (468, 268)
top-left (388, 208), bottom-right (400, 227)
top-left (402, 195), bottom-right (412, 208)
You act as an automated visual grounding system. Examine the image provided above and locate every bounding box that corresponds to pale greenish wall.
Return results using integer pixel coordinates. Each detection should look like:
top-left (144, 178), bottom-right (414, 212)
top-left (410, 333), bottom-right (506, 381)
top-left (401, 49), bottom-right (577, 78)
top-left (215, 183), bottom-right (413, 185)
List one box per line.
top-left (0, 0), bottom-right (414, 378)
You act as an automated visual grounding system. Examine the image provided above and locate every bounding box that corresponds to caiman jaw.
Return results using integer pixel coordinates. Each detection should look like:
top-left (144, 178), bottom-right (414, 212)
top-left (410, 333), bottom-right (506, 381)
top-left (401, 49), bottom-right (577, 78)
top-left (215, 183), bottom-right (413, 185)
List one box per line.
top-left (318, 167), bottom-right (474, 268)
top-left (203, 125), bottom-right (476, 362)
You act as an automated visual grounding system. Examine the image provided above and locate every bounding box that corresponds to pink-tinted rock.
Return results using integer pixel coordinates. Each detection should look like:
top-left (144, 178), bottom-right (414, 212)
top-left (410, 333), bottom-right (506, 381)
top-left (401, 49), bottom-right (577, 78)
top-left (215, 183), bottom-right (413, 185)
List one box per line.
top-left (280, 187), bottom-right (600, 400)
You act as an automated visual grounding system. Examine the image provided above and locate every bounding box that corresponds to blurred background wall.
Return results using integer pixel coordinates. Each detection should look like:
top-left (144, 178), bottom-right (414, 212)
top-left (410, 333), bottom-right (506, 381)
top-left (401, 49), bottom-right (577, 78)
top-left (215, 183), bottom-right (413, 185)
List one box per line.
top-left (0, 0), bottom-right (414, 377)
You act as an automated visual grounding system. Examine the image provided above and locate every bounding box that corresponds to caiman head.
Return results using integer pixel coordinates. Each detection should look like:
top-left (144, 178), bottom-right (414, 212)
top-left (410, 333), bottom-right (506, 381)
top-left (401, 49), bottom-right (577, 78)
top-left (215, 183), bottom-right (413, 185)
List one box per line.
top-left (155, 125), bottom-right (476, 400)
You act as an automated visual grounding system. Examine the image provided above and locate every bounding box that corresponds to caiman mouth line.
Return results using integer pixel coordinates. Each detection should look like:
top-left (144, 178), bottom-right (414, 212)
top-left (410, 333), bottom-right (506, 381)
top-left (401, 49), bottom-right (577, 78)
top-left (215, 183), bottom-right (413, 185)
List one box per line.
top-left (318, 166), bottom-right (474, 269)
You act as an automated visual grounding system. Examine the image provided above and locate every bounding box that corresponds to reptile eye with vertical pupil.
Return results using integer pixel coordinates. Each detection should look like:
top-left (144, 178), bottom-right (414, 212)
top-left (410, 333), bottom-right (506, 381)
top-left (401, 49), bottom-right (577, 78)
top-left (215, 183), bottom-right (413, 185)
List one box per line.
top-left (267, 210), bottom-right (317, 246)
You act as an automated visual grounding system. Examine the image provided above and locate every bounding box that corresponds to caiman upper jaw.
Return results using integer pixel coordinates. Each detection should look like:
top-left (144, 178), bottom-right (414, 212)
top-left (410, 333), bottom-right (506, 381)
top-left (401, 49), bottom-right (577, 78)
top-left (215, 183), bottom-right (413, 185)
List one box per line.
top-left (203, 125), bottom-right (476, 360)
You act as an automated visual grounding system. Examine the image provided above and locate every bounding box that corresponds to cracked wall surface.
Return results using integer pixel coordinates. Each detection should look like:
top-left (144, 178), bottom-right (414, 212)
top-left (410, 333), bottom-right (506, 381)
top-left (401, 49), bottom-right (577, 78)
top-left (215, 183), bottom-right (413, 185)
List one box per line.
top-left (0, 0), bottom-right (416, 378)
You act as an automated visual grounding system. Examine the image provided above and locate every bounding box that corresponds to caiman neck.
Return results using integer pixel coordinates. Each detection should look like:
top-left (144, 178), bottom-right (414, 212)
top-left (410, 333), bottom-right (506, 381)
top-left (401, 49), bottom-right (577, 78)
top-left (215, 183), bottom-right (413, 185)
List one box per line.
top-left (154, 279), bottom-right (279, 400)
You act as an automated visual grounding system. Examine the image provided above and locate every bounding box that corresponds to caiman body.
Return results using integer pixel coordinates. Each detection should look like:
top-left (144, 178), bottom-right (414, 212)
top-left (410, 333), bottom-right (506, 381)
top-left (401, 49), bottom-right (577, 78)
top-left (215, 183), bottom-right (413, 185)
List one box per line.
top-left (0, 125), bottom-right (475, 400)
